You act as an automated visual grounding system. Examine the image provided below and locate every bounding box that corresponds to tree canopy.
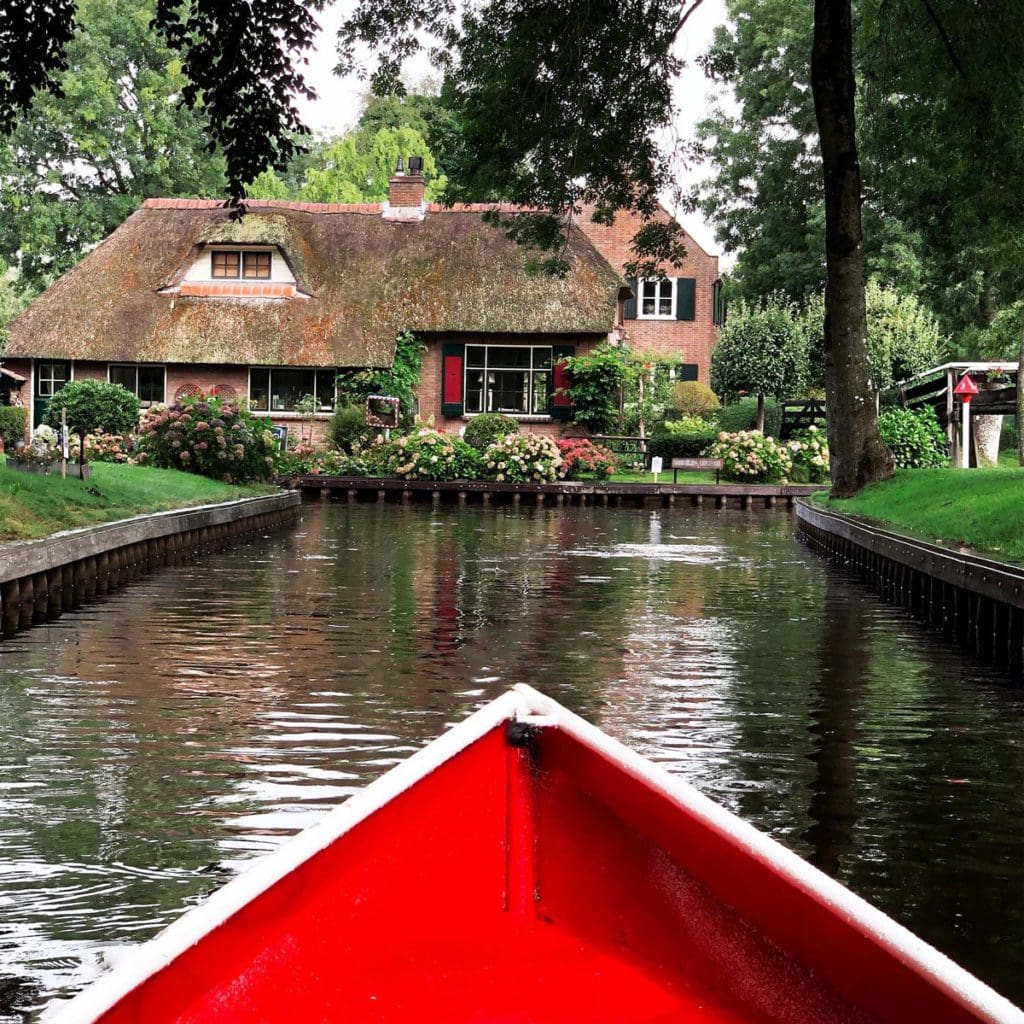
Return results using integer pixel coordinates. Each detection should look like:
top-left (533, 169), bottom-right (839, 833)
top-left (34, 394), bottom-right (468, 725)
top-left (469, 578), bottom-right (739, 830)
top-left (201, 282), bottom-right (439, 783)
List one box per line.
top-left (0, 0), bottom-right (226, 288)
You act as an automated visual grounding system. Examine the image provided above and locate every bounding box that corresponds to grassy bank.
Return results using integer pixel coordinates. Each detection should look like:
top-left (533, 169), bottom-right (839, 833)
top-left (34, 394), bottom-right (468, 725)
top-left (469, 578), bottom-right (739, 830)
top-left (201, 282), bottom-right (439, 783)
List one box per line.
top-left (0, 462), bottom-right (269, 543)
top-left (824, 465), bottom-right (1024, 563)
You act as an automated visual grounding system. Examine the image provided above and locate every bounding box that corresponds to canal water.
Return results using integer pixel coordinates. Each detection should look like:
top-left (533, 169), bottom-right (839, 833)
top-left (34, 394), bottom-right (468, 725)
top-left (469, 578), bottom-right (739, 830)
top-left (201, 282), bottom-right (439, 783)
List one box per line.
top-left (0, 502), bottom-right (1021, 1020)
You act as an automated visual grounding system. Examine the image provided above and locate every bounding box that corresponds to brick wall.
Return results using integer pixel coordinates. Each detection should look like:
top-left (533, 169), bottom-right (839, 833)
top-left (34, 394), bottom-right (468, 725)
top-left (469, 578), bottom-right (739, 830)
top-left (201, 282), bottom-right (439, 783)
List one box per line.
top-left (575, 205), bottom-right (720, 381)
top-left (419, 334), bottom-right (603, 437)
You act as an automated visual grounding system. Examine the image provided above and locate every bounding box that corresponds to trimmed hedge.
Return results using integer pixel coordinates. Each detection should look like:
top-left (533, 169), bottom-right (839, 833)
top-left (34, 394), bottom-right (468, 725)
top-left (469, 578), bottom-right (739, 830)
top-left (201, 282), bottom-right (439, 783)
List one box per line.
top-left (716, 397), bottom-right (782, 438)
top-left (463, 413), bottom-right (520, 451)
top-left (0, 406), bottom-right (27, 444)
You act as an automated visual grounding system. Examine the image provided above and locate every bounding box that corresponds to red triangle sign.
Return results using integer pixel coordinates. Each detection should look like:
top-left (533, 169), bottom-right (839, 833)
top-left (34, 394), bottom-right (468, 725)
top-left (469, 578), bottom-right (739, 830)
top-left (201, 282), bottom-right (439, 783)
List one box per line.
top-left (953, 372), bottom-right (979, 398)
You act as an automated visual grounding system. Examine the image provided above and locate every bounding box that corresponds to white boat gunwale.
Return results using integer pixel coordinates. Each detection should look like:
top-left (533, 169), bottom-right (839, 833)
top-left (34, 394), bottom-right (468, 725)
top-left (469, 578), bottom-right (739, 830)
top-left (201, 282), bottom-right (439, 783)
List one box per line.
top-left (45, 684), bottom-right (1024, 1024)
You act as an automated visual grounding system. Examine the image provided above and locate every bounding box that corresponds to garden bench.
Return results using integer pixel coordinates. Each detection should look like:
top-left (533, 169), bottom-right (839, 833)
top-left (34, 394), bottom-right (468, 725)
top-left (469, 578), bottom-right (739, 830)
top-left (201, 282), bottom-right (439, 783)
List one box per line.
top-left (671, 457), bottom-right (723, 484)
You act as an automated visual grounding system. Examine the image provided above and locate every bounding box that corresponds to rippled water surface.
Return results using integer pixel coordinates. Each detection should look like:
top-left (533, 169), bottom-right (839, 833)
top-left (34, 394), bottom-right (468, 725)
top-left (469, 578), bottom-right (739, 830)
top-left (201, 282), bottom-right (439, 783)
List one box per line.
top-left (0, 502), bottom-right (1021, 1019)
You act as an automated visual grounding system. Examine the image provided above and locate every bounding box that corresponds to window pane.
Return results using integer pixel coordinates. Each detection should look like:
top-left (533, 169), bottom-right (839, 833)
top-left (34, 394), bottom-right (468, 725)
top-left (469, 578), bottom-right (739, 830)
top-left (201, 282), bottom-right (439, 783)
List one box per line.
top-left (488, 370), bottom-right (528, 413)
top-left (212, 251), bottom-right (240, 278)
top-left (465, 370), bottom-right (484, 413)
top-left (109, 365), bottom-right (136, 393)
top-left (138, 366), bottom-right (164, 403)
top-left (270, 368), bottom-right (316, 411)
top-left (532, 372), bottom-right (550, 414)
top-left (486, 346), bottom-right (531, 369)
top-left (532, 348), bottom-right (552, 369)
top-left (466, 346), bottom-right (486, 368)
top-left (641, 280), bottom-right (657, 316)
top-left (243, 251), bottom-right (272, 279)
top-left (315, 370), bottom-right (336, 411)
top-left (249, 368), bottom-right (271, 411)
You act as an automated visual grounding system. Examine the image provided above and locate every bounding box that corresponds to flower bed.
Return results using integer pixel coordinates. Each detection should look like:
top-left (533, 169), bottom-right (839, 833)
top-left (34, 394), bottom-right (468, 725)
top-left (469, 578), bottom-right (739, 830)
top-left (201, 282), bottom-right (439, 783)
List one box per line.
top-left (705, 430), bottom-right (793, 483)
top-left (481, 433), bottom-right (562, 483)
top-left (556, 438), bottom-right (618, 480)
top-left (373, 428), bottom-right (481, 481)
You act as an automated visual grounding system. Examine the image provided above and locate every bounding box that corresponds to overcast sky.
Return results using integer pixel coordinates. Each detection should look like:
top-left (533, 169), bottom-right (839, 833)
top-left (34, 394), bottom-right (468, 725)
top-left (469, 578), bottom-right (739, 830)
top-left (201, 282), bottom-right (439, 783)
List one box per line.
top-left (296, 1), bottom-right (731, 257)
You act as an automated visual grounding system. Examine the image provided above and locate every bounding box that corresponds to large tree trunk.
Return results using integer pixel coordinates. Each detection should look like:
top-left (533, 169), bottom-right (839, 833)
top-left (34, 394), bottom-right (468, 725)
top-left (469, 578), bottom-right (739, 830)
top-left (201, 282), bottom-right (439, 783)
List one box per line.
top-left (811, 0), bottom-right (893, 497)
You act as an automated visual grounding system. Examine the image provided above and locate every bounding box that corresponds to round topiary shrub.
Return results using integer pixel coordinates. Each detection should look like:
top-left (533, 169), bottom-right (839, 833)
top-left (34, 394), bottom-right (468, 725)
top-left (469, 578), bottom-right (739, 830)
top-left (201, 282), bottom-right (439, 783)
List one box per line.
top-left (716, 396), bottom-right (782, 438)
top-left (463, 413), bottom-right (520, 451)
top-left (669, 380), bottom-right (719, 418)
top-left (44, 379), bottom-right (139, 463)
top-left (705, 430), bottom-right (793, 483)
top-left (481, 433), bottom-right (563, 482)
top-left (137, 393), bottom-right (276, 482)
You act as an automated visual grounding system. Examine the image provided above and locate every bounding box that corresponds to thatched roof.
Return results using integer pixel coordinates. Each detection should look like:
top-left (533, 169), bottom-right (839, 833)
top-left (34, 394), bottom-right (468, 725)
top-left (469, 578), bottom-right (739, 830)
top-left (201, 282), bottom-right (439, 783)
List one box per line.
top-left (7, 200), bottom-right (621, 368)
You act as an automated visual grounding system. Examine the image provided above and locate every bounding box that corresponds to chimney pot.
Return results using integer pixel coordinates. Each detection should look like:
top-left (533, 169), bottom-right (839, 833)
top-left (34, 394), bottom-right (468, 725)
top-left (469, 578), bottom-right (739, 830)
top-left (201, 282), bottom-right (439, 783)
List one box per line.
top-left (384, 158), bottom-right (426, 219)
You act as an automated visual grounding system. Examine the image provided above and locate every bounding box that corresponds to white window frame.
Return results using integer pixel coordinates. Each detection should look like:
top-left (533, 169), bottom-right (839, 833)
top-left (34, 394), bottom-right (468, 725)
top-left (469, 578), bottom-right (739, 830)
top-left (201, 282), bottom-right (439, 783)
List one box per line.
top-left (248, 367), bottom-right (338, 414)
top-left (463, 345), bottom-right (553, 417)
top-left (108, 363), bottom-right (166, 405)
top-left (638, 277), bottom-right (676, 320)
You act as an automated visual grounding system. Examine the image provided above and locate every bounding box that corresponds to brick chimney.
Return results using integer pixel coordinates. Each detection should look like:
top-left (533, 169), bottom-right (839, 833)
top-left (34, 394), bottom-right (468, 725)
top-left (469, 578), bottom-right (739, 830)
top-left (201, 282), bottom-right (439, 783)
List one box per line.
top-left (383, 157), bottom-right (426, 220)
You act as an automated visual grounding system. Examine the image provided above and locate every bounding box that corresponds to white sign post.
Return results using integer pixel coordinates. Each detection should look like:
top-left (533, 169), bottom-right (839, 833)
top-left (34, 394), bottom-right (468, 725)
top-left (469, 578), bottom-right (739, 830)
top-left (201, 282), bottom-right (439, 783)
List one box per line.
top-left (952, 372), bottom-right (979, 469)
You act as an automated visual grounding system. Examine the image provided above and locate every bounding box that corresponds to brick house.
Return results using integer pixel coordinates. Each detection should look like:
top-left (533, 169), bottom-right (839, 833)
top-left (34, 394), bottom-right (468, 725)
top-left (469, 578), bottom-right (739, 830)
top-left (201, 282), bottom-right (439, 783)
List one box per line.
top-left (4, 169), bottom-right (719, 441)
top-left (575, 204), bottom-right (723, 383)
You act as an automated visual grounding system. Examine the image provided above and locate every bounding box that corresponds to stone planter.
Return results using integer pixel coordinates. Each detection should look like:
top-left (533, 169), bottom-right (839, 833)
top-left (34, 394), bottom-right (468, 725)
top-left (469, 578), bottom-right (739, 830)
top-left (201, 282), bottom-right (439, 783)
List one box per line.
top-left (973, 380), bottom-right (1011, 467)
top-left (7, 460), bottom-right (92, 480)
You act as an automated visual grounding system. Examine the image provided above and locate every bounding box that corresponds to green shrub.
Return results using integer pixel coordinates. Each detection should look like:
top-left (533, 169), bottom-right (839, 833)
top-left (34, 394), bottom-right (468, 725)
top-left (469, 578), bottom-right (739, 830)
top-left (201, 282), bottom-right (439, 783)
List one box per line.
top-left (329, 403), bottom-right (371, 453)
top-left (138, 393), bottom-right (276, 482)
top-left (373, 428), bottom-right (480, 480)
top-left (877, 407), bottom-right (949, 468)
top-left (706, 430), bottom-right (793, 483)
top-left (648, 416), bottom-right (719, 459)
top-left (463, 413), bottom-right (520, 451)
top-left (669, 381), bottom-right (719, 418)
top-left (0, 406), bottom-right (26, 444)
top-left (560, 343), bottom-right (628, 433)
top-left (785, 425), bottom-right (830, 483)
top-left (481, 433), bottom-right (562, 482)
top-left (716, 397), bottom-right (782, 437)
top-left (44, 380), bottom-right (139, 463)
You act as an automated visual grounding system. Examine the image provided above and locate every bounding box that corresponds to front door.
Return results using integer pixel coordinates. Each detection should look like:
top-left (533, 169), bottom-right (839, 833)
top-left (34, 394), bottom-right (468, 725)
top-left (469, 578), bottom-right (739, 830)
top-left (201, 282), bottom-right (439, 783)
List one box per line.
top-left (34, 361), bottom-right (71, 428)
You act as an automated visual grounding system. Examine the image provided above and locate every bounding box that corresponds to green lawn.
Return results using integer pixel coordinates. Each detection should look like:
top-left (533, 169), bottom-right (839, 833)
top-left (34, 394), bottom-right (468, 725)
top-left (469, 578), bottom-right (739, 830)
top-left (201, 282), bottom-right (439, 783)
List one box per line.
top-left (609, 469), bottom-right (720, 485)
top-left (0, 461), bottom-right (269, 543)
top-left (824, 462), bottom-right (1024, 563)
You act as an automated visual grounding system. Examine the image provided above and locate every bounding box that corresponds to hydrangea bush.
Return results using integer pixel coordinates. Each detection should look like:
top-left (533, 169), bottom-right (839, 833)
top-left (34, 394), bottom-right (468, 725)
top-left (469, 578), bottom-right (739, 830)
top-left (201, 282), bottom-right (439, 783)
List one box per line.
top-left (374, 428), bottom-right (480, 480)
top-left (556, 437), bottom-right (618, 480)
top-left (481, 433), bottom-right (563, 482)
top-left (878, 407), bottom-right (949, 468)
top-left (705, 430), bottom-right (793, 483)
top-left (82, 431), bottom-right (136, 464)
top-left (786, 425), bottom-right (830, 483)
top-left (8, 424), bottom-right (60, 466)
top-left (137, 394), bottom-right (276, 482)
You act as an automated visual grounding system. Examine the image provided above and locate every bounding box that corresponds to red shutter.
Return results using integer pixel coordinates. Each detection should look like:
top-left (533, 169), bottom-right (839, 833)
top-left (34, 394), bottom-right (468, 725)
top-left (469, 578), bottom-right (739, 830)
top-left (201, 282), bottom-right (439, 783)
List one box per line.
top-left (551, 344), bottom-right (574, 420)
top-left (441, 343), bottom-right (465, 417)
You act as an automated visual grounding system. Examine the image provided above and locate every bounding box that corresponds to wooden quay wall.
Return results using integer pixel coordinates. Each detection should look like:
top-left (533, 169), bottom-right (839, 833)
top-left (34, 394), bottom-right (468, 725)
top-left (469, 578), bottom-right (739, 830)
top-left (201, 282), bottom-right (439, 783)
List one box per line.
top-left (284, 476), bottom-right (826, 511)
top-left (0, 491), bottom-right (300, 640)
top-left (796, 500), bottom-right (1024, 672)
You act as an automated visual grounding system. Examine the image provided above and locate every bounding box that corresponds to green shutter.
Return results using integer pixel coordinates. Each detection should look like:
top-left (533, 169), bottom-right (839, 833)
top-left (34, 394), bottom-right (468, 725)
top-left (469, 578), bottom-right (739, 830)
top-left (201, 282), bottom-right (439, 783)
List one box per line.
top-left (551, 344), bottom-right (575, 421)
top-left (676, 278), bottom-right (696, 321)
top-left (441, 342), bottom-right (465, 418)
top-left (712, 279), bottom-right (725, 325)
top-left (624, 278), bottom-right (637, 320)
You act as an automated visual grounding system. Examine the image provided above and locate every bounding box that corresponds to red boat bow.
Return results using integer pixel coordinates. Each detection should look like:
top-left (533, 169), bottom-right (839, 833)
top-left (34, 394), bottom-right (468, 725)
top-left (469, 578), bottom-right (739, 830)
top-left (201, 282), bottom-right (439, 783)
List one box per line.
top-left (46, 686), bottom-right (1023, 1024)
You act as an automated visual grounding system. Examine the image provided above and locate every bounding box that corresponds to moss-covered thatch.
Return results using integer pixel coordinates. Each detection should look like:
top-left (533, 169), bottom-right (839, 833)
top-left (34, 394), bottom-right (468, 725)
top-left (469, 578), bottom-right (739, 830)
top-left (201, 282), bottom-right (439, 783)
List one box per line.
top-left (8, 200), bottom-right (621, 368)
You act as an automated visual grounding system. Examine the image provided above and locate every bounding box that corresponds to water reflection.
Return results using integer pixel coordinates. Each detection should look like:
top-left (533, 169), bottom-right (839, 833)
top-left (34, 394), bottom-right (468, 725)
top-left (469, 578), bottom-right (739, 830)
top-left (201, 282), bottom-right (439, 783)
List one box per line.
top-left (0, 502), bottom-right (1021, 1020)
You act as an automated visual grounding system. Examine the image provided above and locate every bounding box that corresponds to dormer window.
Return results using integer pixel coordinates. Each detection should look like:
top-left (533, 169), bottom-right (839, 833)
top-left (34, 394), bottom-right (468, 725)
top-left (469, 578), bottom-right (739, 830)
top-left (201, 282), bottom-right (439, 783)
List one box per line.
top-left (211, 250), bottom-right (272, 280)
